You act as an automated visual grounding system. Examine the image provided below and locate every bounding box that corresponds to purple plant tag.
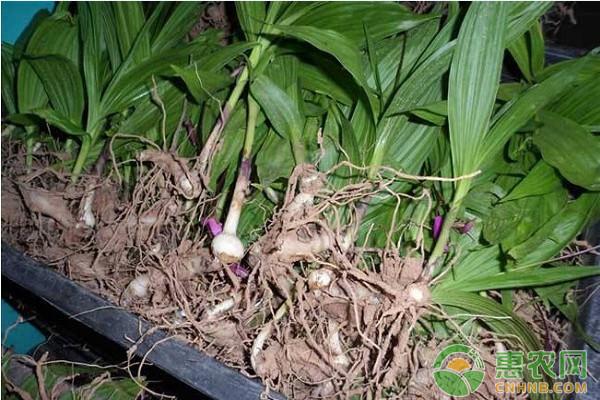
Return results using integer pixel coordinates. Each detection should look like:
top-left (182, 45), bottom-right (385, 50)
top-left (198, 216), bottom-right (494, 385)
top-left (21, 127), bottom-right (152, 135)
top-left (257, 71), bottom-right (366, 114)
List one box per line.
top-left (203, 217), bottom-right (223, 236)
top-left (433, 215), bottom-right (443, 240)
top-left (229, 263), bottom-right (249, 279)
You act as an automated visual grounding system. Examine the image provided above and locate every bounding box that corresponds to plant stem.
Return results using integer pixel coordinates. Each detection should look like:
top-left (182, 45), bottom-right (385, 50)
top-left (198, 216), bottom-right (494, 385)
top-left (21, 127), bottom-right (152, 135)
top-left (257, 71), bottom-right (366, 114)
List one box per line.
top-left (25, 137), bottom-right (34, 173)
top-left (243, 98), bottom-right (258, 159)
top-left (426, 181), bottom-right (470, 277)
top-left (222, 97), bottom-right (260, 235)
top-left (71, 136), bottom-right (92, 183)
top-left (197, 44), bottom-right (265, 177)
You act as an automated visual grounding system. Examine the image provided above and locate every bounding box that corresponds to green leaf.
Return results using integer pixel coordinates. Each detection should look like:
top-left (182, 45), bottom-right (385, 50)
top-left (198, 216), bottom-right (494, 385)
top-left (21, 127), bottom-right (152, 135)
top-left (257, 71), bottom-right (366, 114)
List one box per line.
top-left (298, 58), bottom-right (356, 105)
top-left (444, 266), bottom-right (600, 292)
top-left (529, 21), bottom-right (545, 77)
top-left (152, 3), bottom-right (205, 52)
top-left (255, 129), bottom-right (295, 186)
top-left (385, 41), bottom-right (454, 116)
top-left (1, 42), bottom-right (17, 114)
top-left (501, 161), bottom-right (563, 202)
top-left (78, 3), bottom-right (103, 128)
top-left (431, 288), bottom-right (542, 351)
top-left (101, 41), bottom-right (217, 115)
top-left (94, 5), bottom-right (122, 71)
top-left (171, 65), bottom-right (233, 103)
top-left (440, 246), bottom-right (503, 286)
top-left (509, 193), bottom-right (600, 265)
top-left (448, 3), bottom-right (508, 182)
top-left (272, 23), bottom-right (376, 115)
top-left (479, 56), bottom-right (589, 167)
top-left (236, 2), bottom-right (266, 41)
top-left (534, 111), bottom-right (600, 191)
top-left (22, 12), bottom-right (79, 61)
top-left (549, 74), bottom-right (600, 126)
top-left (26, 55), bottom-right (84, 124)
top-left (112, 2), bottom-right (148, 63)
top-left (17, 12), bottom-right (79, 115)
top-left (84, 378), bottom-right (143, 400)
top-left (506, 2), bottom-right (552, 45)
top-left (508, 30), bottom-right (532, 81)
top-left (31, 108), bottom-right (87, 137)
top-left (483, 190), bottom-right (567, 249)
top-left (119, 81), bottom-right (187, 138)
top-left (364, 23), bottom-right (382, 99)
top-left (507, 22), bottom-right (545, 82)
top-left (250, 74), bottom-right (305, 161)
top-left (409, 101), bottom-right (447, 126)
top-left (292, 2), bottom-right (435, 47)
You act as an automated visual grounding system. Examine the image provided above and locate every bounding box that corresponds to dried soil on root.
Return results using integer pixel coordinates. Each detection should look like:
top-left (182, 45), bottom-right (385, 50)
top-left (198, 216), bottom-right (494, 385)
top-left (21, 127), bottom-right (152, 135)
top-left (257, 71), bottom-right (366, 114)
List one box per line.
top-left (2, 145), bottom-right (563, 399)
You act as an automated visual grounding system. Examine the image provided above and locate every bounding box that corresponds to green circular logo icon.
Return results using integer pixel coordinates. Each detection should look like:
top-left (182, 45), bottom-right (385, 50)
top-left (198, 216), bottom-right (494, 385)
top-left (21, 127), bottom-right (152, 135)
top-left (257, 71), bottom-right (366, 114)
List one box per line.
top-left (432, 344), bottom-right (485, 397)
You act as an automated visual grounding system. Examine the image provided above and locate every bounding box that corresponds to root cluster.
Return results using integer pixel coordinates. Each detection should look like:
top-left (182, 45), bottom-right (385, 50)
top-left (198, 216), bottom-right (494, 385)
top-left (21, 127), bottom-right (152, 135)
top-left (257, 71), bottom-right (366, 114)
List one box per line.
top-left (1, 142), bottom-right (548, 399)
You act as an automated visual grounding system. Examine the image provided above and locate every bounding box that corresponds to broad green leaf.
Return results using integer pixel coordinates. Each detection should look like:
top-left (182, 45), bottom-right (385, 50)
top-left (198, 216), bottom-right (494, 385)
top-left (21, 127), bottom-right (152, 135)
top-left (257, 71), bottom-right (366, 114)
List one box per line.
top-left (480, 57), bottom-right (588, 166)
top-left (118, 82), bottom-right (187, 138)
top-left (101, 41), bottom-right (216, 115)
top-left (31, 108), bottom-right (87, 137)
top-left (152, 3), bottom-right (205, 52)
top-left (506, 2), bottom-right (552, 45)
top-left (236, 2), bottom-right (266, 41)
top-left (78, 3), bottom-right (103, 127)
top-left (431, 288), bottom-right (542, 351)
top-left (440, 245), bottom-right (503, 286)
top-left (95, 5), bottom-right (122, 71)
top-left (448, 3), bottom-right (508, 182)
top-left (331, 103), bottom-right (361, 165)
top-left (1, 43), bottom-right (17, 114)
top-left (292, 2), bottom-right (435, 47)
top-left (497, 82), bottom-right (528, 101)
top-left (83, 378), bottom-right (144, 400)
top-left (18, 12), bottom-right (79, 114)
top-left (171, 65), bottom-right (233, 103)
top-left (26, 55), bottom-right (84, 124)
top-left (12, 8), bottom-right (51, 58)
top-left (192, 41), bottom-right (258, 72)
top-left (444, 266), bottom-right (600, 292)
top-left (483, 190), bottom-right (567, 249)
top-left (21, 11), bottom-right (79, 62)
top-left (534, 111), bottom-right (600, 191)
top-left (501, 161), bottom-right (563, 202)
top-left (508, 22), bottom-right (545, 82)
top-left (255, 129), bottom-right (295, 186)
top-left (20, 364), bottom-right (82, 398)
top-left (385, 41), bottom-right (454, 116)
top-left (112, 2), bottom-right (148, 63)
top-left (409, 101), bottom-right (447, 126)
top-left (549, 74), bottom-right (600, 126)
top-left (250, 74), bottom-right (305, 161)
top-left (272, 23), bottom-right (376, 115)
top-left (508, 30), bottom-right (533, 81)
top-left (5, 113), bottom-right (42, 127)
top-left (509, 193), bottom-right (600, 265)
top-left (208, 105), bottom-right (247, 190)
top-left (299, 60), bottom-right (355, 105)
top-left (529, 21), bottom-right (545, 77)
top-left (364, 23), bottom-right (382, 99)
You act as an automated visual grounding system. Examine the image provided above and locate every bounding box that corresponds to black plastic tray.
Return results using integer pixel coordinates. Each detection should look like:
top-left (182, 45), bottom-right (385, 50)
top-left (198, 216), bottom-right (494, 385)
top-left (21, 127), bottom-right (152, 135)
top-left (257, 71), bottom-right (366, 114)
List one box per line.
top-left (1, 244), bottom-right (284, 400)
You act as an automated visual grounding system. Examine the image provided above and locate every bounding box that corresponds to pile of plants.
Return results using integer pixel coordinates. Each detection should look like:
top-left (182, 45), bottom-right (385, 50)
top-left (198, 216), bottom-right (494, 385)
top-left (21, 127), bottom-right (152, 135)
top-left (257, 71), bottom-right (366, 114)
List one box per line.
top-left (2, 2), bottom-right (599, 398)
